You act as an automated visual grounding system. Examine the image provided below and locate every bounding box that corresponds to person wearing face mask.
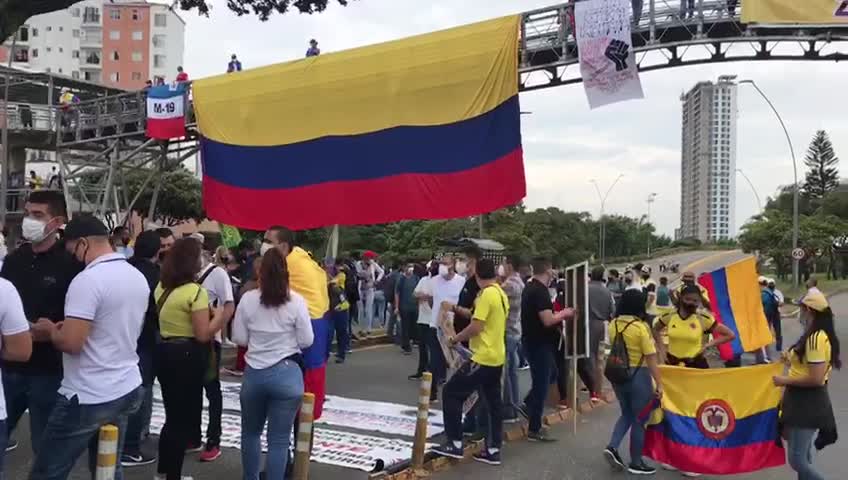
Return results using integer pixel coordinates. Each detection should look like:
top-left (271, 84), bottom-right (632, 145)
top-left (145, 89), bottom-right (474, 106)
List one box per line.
top-left (520, 257), bottom-right (576, 442)
top-left (29, 215), bottom-right (149, 480)
top-left (0, 191), bottom-right (82, 455)
top-left (653, 284), bottom-right (735, 370)
top-left (409, 264), bottom-right (435, 380)
top-left (451, 246), bottom-right (483, 336)
top-left (428, 255), bottom-right (465, 402)
top-left (395, 264), bottom-right (420, 355)
top-left (670, 271), bottom-right (711, 310)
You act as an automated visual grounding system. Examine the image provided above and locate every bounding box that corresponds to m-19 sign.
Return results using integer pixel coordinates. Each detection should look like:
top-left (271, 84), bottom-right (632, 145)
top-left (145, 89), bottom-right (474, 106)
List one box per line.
top-left (146, 84), bottom-right (186, 139)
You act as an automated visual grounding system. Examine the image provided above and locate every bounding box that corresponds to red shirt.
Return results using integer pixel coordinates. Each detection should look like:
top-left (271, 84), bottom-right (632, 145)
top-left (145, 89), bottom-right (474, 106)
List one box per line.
top-left (176, 72), bottom-right (189, 82)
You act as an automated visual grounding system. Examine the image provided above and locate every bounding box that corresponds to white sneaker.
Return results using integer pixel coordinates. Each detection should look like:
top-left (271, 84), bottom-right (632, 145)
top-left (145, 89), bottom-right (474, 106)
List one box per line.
top-left (661, 463), bottom-right (678, 471)
top-left (154, 476), bottom-right (193, 480)
top-left (681, 473), bottom-right (701, 478)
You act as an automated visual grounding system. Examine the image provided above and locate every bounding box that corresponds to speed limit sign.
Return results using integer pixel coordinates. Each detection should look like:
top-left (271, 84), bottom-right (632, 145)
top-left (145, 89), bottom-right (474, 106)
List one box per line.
top-left (791, 248), bottom-right (805, 260)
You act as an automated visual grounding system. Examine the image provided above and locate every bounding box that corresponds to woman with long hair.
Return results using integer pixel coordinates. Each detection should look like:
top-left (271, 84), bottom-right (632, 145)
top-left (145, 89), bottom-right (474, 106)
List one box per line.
top-left (603, 289), bottom-right (662, 475)
top-left (154, 238), bottom-right (226, 480)
top-left (232, 248), bottom-right (314, 480)
top-left (773, 291), bottom-right (840, 480)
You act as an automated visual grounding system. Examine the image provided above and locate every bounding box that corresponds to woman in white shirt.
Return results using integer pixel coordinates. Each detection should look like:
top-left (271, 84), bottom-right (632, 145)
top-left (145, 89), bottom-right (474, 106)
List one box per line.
top-left (232, 248), bottom-right (314, 480)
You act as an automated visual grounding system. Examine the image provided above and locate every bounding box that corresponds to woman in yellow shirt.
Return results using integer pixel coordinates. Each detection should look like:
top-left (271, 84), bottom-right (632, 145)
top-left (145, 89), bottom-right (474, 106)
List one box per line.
top-left (603, 289), bottom-right (663, 476)
top-left (773, 291), bottom-right (840, 480)
top-left (653, 284), bottom-right (735, 369)
top-left (154, 238), bottom-right (226, 480)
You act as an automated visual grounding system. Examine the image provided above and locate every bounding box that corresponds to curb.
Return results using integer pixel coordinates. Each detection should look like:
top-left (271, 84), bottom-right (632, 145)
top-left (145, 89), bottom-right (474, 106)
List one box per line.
top-left (369, 390), bottom-right (617, 479)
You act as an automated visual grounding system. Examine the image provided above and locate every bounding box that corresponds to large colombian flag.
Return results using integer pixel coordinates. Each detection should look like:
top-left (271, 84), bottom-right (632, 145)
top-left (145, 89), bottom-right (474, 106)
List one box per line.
top-left (644, 364), bottom-right (785, 475)
top-left (192, 16), bottom-right (525, 231)
top-left (698, 257), bottom-right (773, 361)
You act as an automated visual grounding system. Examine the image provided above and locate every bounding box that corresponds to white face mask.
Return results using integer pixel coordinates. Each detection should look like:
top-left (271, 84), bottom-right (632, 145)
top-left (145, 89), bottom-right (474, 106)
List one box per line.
top-left (497, 265), bottom-right (506, 278)
top-left (455, 261), bottom-right (468, 275)
top-left (22, 216), bottom-right (50, 243)
top-left (438, 264), bottom-right (450, 278)
top-left (259, 242), bottom-right (273, 256)
top-left (406, 267), bottom-right (414, 276)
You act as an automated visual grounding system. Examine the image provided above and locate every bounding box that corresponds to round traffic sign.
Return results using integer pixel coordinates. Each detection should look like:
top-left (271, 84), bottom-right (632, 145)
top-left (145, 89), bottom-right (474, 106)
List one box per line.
top-left (791, 248), bottom-right (805, 260)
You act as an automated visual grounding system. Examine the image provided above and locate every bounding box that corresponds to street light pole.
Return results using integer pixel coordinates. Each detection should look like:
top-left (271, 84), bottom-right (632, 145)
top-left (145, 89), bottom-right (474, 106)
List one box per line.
top-left (590, 174), bottom-right (624, 265)
top-left (1, 36), bottom-right (17, 225)
top-left (647, 192), bottom-right (657, 256)
top-left (739, 79), bottom-right (800, 286)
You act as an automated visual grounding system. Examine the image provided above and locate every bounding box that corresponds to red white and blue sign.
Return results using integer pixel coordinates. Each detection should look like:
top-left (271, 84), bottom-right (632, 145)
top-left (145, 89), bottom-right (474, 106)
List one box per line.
top-left (145, 84), bottom-right (186, 140)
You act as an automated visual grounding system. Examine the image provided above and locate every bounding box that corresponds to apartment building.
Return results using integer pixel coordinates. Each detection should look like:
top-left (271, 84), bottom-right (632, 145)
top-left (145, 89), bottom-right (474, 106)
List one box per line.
top-left (1, 0), bottom-right (185, 90)
top-left (679, 75), bottom-right (738, 242)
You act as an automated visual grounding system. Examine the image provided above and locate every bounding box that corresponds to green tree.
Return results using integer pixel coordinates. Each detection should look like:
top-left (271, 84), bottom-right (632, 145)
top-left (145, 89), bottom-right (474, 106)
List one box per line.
top-left (803, 130), bottom-right (840, 200)
top-left (126, 168), bottom-right (204, 226)
top-left (1, 0), bottom-right (352, 48)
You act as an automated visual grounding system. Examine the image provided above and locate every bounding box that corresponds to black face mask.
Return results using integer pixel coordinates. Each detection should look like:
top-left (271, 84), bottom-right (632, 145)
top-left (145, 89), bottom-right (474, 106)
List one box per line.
top-left (681, 302), bottom-right (698, 315)
top-left (158, 251), bottom-right (167, 262)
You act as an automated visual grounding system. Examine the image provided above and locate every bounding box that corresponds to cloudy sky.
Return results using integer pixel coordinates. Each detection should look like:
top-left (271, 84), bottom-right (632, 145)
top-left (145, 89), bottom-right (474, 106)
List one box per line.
top-left (180, 0), bottom-right (848, 237)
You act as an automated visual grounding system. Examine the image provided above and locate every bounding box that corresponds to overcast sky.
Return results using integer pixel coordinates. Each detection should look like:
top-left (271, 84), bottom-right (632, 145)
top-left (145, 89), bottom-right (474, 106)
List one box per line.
top-left (180, 0), bottom-right (848, 237)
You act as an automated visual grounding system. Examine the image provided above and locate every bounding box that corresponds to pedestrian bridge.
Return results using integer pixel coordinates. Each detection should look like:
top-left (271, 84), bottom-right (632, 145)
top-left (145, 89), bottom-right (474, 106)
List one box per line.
top-left (520, 0), bottom-right (848, 91)
top-left (5, 0), bottom-right (848, 148)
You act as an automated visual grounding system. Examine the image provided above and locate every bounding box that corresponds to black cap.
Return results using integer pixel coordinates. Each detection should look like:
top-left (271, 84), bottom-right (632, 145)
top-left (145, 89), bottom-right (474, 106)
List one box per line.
top-left (63, 215), bottom-right (108, 241)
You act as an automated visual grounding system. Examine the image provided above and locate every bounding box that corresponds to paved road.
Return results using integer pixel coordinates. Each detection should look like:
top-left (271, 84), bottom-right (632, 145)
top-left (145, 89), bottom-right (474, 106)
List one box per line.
top-left (0, 249), bottom-right (758, 479)
top-left (434, 292), bottom-right (848, 480)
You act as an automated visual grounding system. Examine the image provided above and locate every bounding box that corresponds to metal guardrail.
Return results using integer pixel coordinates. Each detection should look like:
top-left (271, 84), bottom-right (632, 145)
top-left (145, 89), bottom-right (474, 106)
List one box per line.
top-left (1, 102), bottom-right (57, 132)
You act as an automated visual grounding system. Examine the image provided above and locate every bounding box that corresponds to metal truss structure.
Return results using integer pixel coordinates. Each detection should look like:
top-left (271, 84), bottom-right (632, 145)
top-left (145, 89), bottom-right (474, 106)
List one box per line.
top-left (519, 0), bottom-right (848, 91)
top-left (3, 0), bottom-right (848, 233)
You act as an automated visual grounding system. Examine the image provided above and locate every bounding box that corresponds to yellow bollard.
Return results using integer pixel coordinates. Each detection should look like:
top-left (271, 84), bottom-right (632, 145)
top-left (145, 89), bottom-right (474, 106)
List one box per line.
top-left (293, 392), bottom-right (315, 480)
top-left (411, 372), bottom-right (433, 469)
top-left (95, 424), bottom-right (118, 480)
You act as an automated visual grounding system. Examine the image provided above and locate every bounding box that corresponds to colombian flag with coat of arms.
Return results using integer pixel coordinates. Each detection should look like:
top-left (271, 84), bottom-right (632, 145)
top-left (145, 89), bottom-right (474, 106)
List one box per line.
top-left (644, 363), bottom-right (785, 475)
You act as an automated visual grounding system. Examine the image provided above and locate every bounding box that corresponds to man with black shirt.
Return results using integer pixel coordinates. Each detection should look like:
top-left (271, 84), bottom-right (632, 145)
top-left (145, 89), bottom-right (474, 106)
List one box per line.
top-left (521, 257), bottom-right (575, 442)
top-left (0, 190), bottom-right (81, 454)
top-left (448, 246), bottom-right (485, 436)
top-left (122, 231), bottom-right (162, 467)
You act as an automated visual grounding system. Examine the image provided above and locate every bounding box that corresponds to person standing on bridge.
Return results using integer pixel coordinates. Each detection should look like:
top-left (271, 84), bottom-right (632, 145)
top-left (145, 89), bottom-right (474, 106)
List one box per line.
top-left (306, 39), bottom-right (321, 57)
top-left (227, 54), bottom-right (242, 73)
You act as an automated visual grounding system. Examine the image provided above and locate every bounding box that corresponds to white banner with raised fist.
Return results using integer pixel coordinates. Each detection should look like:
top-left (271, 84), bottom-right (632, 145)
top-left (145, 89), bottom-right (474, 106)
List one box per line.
top-left (575, 0), bottom-right (644, 109)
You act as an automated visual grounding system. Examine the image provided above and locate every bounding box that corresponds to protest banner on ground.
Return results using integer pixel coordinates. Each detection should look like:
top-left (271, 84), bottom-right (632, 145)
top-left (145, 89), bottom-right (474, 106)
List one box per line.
top-left (149, 402), bottom-right (427, 472)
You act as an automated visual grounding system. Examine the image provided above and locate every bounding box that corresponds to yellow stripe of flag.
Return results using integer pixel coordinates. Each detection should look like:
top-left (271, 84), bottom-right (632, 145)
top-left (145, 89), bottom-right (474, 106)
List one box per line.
top-left (193, 15), bottom-right (520, 147)
top-left (660, 364), bottom-right (783, 419)
top-left (742, 0), bottom-right (848, 24)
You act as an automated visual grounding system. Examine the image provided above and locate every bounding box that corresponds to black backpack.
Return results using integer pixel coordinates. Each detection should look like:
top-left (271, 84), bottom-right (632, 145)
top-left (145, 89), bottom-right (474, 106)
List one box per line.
top-left (604, 319), bottom-right (643, 384)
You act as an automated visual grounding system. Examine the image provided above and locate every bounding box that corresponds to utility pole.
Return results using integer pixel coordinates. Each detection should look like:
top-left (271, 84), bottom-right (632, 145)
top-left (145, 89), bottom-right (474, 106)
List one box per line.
top-left (590, 174), bottom-right (624, 265)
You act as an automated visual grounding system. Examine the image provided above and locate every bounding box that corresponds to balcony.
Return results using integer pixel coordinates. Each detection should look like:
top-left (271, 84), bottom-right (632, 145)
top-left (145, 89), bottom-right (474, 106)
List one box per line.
top-left (82, 13), bottom-right (101, 25)
top-left (82, 53), bottom-right (102, 68)
top-left (80, 32), bottom-right (102, 46)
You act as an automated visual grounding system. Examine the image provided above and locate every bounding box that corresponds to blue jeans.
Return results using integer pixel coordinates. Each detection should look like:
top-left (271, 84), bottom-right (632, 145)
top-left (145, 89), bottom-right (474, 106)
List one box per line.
top-left (29, 387), bottom-right (143, 480)
top-left (374, 291), bottom-right (387, 328)
top-left (786, 428), bottom-right (824, 480)
top-left (361, 288), bottom-right (376, 331)
top-left (241, 359), bottom-right (304, 480)
top-left (3, 372), bottom-right (62, 454)
top-left (524, 339), bottom-right (556, 433)
top-left (608, 368), bottom-right (654, 465)
top-left (124, 347), bottom-right (155, 454)
top-left (503, 334), bottom-right (521, 417)
top-left (329, 310), bottom-right (350, 360)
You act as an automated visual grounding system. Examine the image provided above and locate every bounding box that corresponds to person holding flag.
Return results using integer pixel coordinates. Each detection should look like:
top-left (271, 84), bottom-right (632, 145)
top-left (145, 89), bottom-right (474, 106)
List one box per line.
top-left (773, 291), bottom-right (840, 480)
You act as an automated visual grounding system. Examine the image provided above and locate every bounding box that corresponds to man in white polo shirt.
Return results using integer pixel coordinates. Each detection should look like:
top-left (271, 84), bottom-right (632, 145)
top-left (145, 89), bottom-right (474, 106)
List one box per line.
top-left (0, 277), bottom-right (33, 473)
top-left (29, 215), bottom-right (149, 480)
